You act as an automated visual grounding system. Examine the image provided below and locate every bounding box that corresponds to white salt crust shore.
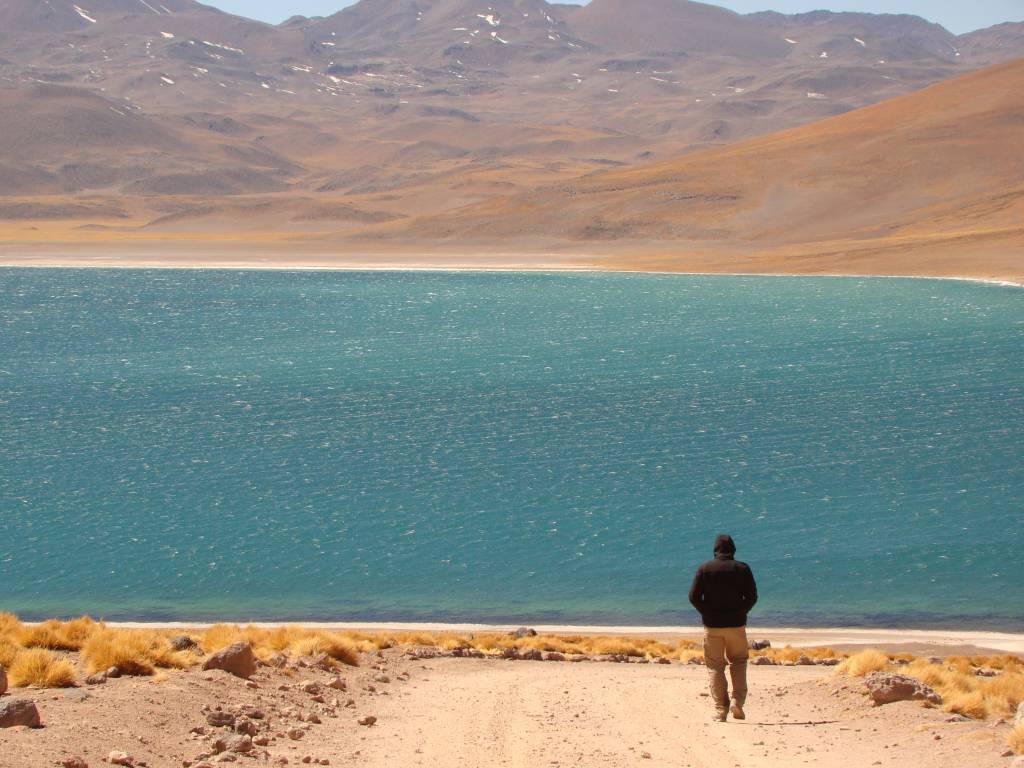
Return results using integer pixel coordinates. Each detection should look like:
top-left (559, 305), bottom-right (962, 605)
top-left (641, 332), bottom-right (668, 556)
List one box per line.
top-left (0, 256), bottom-right (1020, 288)
top-left (91, 622), bottom-right (1024, 654)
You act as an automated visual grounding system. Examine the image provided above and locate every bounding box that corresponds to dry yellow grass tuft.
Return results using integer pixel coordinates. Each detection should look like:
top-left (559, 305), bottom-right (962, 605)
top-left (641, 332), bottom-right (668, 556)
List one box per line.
top-left (0, 637), bottom-right (21, 668)
top-left (198, 625), bottom-right (361, 667)
top-left (81, 628), bottom-right (192, 676)
top-left (889, 658), bottom-right (1024, 720)
top-left (0, 612), bottom-right (22, 638)
top-left (837, 649), bottom-right (891, 677)
top-left (7, 648), bottom-right (76, 688)
top-left (19, 616), bottom-right (100, 651)
top-left (1009, 723), bottom-right (1024, 755)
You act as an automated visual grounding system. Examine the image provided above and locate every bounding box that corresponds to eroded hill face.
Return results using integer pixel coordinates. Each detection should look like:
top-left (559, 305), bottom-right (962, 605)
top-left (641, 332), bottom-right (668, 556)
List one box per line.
top-left (404, 57), bottom-right (1024, 280)
top-left (0, 0), bottom-right (1021, 243)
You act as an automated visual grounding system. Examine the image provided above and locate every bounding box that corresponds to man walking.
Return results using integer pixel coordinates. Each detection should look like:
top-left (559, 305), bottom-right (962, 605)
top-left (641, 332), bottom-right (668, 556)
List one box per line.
top-left (688, 534), bottom-right (758, 722)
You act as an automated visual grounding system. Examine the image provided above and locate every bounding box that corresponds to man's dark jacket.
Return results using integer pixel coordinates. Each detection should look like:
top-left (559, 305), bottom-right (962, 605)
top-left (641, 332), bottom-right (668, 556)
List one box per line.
top-left (688, 534), bottom-right (758, 628)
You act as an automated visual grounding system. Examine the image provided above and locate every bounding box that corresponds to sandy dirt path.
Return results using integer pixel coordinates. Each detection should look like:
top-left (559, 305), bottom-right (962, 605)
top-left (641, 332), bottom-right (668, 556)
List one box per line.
top-left (339, 659), bottom-right (1012, 768)
top-left (1, 653), bottom-right (1016, 767)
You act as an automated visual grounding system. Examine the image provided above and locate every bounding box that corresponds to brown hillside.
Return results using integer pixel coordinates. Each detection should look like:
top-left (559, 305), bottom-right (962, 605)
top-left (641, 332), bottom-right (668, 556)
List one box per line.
top-left (410, 57), bottom-right (1024, 256)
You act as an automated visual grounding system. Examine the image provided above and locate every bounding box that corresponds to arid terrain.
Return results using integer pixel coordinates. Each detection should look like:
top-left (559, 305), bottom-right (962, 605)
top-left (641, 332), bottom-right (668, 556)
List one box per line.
top-left (0, 0), bottom-right (1022, 280)
top-left (1, 618), bottom-right (1023, 768)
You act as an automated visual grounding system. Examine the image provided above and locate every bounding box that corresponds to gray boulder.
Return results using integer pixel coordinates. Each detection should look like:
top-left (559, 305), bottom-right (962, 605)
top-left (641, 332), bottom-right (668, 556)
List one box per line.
top-left (749, 639), bottom-right (772, 651)
top-left (169, 635), bottom-right (198, 652)
top-left (511, 627), bottom-right (537, 639)
top-left (864, 673), bottom-right (942, 706)
top-left (203, 642), bottom-right (257, 679)
top-left (0, 698), bottom-right (42, 728)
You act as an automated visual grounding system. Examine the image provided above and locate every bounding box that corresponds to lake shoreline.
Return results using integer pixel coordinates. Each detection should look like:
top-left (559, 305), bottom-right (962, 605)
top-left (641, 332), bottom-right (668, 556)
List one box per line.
top-left (15, 620), bottom-right (1020, 655)
top-left (0, 252), bottom-right (1020, 287)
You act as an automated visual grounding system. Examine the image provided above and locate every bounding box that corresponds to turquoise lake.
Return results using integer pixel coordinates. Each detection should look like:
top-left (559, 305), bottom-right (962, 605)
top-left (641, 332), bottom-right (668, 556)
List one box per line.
top-left (1, 269), bottom-right (1022, 628)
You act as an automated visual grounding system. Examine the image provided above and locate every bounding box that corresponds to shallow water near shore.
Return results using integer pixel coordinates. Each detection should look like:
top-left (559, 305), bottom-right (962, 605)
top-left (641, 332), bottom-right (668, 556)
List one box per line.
top-left (1, 268), bottom-right (1022, 629)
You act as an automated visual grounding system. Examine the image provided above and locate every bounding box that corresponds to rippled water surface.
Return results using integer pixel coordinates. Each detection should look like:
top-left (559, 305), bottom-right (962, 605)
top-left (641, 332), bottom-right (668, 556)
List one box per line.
top-left (1, 269), bottom-right (1022, 628)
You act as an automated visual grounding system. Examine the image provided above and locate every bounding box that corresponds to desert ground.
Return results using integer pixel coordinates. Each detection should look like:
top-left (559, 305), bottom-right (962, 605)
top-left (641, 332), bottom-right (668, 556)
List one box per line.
top-left (2, 622), bottom-right (1024, 768)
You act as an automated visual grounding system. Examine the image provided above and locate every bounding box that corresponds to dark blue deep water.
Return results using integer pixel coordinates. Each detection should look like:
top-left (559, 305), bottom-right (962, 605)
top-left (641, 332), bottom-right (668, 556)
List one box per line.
top-left (1, 269), bottom-right (1022, 628)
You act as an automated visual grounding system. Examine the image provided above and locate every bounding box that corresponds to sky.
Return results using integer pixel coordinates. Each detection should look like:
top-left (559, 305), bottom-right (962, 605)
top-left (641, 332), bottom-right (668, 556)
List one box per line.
top-left (202, 0), bottom-right (1023, 34)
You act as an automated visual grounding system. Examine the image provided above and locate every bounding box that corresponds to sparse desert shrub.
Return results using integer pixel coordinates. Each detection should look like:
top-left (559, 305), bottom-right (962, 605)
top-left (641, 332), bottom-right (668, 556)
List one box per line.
top-left (7, 648), bottom-right (76, 688)
top-left (979, 669), bottom-right (1024, 714)
top-left (0, 612), bottom-right (22, 639)
top-left (837, 649), bottom-right (890, 677)
top-left (944, 689), bottom-right (990, 719)
top-left (0, 637), bottom-right (21, 668)
top-left (198, 625), bottom-right (361, 667)
top-left (1009, 723), bottom-right (1024, 755)
top-left (295, 632), bottom-right (360, 666)
top-left (19, 617), bottom-right (99, 651)
top-left (82, 628), bottom-right (190, 676)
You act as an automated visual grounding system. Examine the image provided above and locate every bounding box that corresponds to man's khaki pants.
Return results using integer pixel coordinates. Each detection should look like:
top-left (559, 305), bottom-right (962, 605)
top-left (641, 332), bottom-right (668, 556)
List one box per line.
top-left (703, 626), bottom-right (749, 714)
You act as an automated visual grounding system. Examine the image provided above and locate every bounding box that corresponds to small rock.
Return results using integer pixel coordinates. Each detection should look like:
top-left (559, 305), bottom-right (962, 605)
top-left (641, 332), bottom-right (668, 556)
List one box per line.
top-left (61, 759), bottom-right (89, 768)
top-left (234, 718), bottom-right (258, 737)
top-left (373, 675), bottom-right (390, 684)
top-left (517, 649), bottom-right (544, 662)
top-left (654, 657), bottom-right (671, 665)
top-left (105, 667), bottom-right (121, 679)
top-left (511, 627), bottom-right (537, 639)
top-left (237, 706), bottom-right (265, 720)
top-left (358, 715), bottom-right (377, 727)
top-left (796, 655), bottom-right (814, 666)
top-left (170, 636), bottom-right (199, 652)
top-left (304, 712), bottom-right (322, 725)
top-left (946, 714), bottom-right (971, 723)
top-left (300, 682), bottom-right (321, 695)
top-left (226, 735), bottom-right (253, 754)
top-left (749, 640), bottom-right (771, 651)
top-left (818, 658), bottom-right (841, 667)
top-left (85, 673), bottom-right (108, 685)
top-left (66, 690), bottom-right (91, 703)
top-left (0, 665), bottom-right (6, 696)
top-left (206, 712), bottom-right (236, 728)
top-left (975, 668), bottom-right (998, 678)
top-left (751, 656), bottom-right (775, 666)
top-left (1001, 750), bottom-right (1014, 758)
top-left (106, 752), bottom-right (133, 766)
top-left (686, 656), bottom-right (704, 666)
top-left (287, 728), bottom-right (305, 741)
top-left (0, 698), bottom-right (42, 728)
top-left (864, 673), bottom-right (942, 706)
top-left (266, 653), bottom-right (289, 669)
top-left (543, 652), bottom-right (566, 662)
top-left (203, 643), bottom-right (258, 680)
top-left (253, 736), bottom-right (270, 747)
top-left (641, 752), bottom-right (652, 760)
top-left (327, 677), bottom-right (346, 691)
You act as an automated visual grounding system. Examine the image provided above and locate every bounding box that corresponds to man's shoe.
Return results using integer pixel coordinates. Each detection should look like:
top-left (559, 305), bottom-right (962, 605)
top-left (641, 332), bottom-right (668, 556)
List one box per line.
top-left (730, 704), bottom-right (745, 720)
top-left (712, 710), bottom-right (728, 722)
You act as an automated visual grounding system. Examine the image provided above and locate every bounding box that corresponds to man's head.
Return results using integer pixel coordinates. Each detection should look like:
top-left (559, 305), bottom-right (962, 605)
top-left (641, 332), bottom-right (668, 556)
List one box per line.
top-left (713, 534), bottom-right (736, 557)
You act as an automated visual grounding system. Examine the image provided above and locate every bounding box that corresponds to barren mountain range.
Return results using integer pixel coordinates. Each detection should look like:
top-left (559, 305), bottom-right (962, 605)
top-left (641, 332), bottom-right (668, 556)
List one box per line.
top-left (0, 0), bottom-right (1022, 278)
